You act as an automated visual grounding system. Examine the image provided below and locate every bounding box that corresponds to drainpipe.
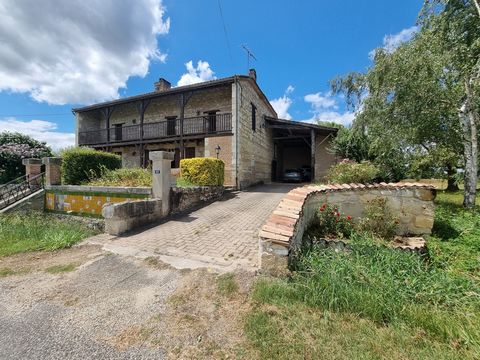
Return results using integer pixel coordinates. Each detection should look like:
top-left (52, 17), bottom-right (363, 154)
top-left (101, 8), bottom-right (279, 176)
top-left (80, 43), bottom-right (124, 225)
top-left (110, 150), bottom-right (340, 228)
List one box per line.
top-left (234, 76), bottom-right (241, 189)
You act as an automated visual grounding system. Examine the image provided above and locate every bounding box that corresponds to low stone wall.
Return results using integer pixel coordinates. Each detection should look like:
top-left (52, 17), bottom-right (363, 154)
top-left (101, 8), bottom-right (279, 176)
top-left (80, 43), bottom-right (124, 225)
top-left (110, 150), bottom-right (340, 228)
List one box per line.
top-left (45, 185), bottom-right (152, 217)
top-left (102, 199), bottom-right (163, 236)
top-left (170, 186), bottom-right (224, 214)
top-left (259, 182), bottom-right (436, 271)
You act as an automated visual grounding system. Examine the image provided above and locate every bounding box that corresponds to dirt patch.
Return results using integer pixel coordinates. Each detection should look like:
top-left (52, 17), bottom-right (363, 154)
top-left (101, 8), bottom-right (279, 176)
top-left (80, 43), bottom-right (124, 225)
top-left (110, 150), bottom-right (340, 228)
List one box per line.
top-left (0, 244), bottom-right (103, 275)
top-left (105, 265), bottom-right (258, 359)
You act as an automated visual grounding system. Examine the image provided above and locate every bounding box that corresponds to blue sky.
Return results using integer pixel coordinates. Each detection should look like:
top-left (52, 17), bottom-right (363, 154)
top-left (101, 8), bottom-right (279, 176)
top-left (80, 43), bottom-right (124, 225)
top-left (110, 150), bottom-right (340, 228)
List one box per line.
top-left (0, 0), bottom-right (422, 150)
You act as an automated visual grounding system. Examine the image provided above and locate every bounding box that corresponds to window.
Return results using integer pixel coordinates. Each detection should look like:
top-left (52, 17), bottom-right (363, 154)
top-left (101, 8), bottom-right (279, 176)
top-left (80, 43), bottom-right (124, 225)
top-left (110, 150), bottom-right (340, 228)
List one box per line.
top-left (166, 116), bottom-right (177, 136)
top-left (251, 103), bottom-right (257, 131)
top-left (113, 123), bottom-right (123, 141)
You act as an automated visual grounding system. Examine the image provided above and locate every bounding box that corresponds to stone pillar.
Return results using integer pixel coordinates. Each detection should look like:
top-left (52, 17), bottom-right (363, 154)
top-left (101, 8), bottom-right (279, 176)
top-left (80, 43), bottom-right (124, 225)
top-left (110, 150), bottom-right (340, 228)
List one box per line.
top-left (149, 151), bottom-right (174, 215)
top-left (22, 158), bottom-right (42, 185)
top-left (42, 157), bottom-right (62, 186)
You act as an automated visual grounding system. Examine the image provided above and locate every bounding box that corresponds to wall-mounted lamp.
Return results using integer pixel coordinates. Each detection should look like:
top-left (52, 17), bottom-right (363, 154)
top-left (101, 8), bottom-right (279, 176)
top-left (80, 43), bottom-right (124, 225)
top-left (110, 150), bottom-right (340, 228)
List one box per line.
top-left (215, 145), bottom-right (221, 158)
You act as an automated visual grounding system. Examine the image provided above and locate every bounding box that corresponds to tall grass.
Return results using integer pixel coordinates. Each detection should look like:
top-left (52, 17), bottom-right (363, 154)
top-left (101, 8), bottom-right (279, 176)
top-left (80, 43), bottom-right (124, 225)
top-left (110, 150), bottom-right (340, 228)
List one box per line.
top-left (247, 191), bottom-right (480, 358)
top-left (86, 167), bottom-right (152, 187)
top-left (0, 212), bottom-right (97, 257)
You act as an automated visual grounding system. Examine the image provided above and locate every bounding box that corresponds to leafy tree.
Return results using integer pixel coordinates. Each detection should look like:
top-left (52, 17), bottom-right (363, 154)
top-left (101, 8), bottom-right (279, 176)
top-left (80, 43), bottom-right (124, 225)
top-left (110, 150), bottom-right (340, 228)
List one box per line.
top-left (0, 132), bottom-right (52, 183)
top-left (330, 9), bottom-right (475, 195)
top-left (420, 0), bottom-right (480, 206)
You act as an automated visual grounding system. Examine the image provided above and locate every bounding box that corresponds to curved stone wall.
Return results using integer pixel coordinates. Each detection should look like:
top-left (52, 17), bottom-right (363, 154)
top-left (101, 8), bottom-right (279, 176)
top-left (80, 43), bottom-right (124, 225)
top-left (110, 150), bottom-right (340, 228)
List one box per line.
top-left (259, 182), bottom-right (436, 271)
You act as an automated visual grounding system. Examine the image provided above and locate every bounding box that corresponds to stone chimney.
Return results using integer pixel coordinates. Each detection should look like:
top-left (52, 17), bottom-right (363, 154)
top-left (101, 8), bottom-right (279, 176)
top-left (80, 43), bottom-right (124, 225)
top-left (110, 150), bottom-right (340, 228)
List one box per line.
top-left (154, 78), bottom-right (171, 92)
top-left (248, 68), bottom-right (257, 81)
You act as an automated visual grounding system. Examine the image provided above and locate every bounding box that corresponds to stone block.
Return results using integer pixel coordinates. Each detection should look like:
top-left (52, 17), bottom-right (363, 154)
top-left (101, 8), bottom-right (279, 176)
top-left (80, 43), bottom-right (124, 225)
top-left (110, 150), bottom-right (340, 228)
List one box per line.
top-left (415, 188), bottom-right (436, 201)
top-left (414, 215), bottom-right (434, 229)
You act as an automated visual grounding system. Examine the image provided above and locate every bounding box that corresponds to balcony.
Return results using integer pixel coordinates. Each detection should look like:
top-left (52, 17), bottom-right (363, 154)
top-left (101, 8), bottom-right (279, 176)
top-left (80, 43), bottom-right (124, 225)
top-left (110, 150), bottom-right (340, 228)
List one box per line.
top-left (78, 113), bottom-right (232, 146)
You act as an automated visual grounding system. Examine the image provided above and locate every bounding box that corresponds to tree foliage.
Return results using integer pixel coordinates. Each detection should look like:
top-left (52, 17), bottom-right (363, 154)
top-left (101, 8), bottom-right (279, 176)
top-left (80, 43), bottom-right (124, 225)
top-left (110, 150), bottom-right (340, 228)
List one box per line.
top-left (0, 132), bottom-right (52, 184)
top-left (329, 0), bottom-right (480, 205)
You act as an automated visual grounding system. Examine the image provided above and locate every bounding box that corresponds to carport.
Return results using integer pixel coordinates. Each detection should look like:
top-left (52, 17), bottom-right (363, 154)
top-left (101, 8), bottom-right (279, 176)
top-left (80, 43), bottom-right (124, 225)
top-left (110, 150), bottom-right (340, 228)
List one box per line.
top-left (265, 117), bottom-right (338, 182)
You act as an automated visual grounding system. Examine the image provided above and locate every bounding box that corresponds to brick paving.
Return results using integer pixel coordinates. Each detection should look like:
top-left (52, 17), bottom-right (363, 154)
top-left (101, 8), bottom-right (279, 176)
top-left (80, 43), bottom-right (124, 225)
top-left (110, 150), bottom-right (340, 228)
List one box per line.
top-left (99, 184), bottom-right (296, 270)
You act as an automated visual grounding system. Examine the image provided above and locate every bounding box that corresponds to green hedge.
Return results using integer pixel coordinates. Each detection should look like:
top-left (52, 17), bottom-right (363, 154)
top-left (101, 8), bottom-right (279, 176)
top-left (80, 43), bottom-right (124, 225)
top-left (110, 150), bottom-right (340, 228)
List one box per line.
top-left (180, 157), bottom-right (224, 186)
top-left (61, 147), bottom-right (121, 185)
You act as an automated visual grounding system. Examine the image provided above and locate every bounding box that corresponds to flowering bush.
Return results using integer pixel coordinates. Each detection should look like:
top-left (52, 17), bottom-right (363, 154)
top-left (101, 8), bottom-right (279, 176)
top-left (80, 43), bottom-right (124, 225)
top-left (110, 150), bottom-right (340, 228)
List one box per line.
top-left (0, 132), bottom-right (52, 183)
top-left (326, 159), bottom-right (379, 184)
top-left (310, 203), bottom-right (354, 239)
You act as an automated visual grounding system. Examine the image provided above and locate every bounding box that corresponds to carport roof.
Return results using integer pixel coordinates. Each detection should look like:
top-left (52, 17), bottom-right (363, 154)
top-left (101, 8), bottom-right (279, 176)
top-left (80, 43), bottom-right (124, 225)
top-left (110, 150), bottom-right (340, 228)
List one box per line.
top-left (264, 116), bottom-right (339, 136)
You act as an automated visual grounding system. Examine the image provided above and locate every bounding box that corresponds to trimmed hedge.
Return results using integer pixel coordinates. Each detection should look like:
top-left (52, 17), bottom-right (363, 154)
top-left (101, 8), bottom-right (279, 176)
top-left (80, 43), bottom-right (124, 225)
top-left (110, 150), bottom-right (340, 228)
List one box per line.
top-left (180, 157), bottom-right (224, 186)
top-left (61, 147), bottom-right (121, 185)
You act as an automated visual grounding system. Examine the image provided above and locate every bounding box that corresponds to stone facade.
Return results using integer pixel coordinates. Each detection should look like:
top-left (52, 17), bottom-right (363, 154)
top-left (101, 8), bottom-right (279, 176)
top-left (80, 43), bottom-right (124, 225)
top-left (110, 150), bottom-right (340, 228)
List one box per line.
top-left (259, 182), bottom-right (436, 271)
top-left (75, 74), bottom-right (338, 189)
top-left (235, 78), bottom-right (276, 188)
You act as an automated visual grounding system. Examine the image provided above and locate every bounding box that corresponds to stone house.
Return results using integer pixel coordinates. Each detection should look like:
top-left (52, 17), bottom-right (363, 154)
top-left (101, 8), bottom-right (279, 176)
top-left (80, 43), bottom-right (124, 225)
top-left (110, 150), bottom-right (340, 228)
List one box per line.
top-left (72, 69), bottom-right (338, 188)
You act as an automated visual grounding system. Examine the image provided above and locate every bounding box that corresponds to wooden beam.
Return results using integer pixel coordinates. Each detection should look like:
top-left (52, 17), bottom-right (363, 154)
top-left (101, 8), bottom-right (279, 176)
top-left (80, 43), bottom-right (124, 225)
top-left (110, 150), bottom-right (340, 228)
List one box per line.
top-left (178, 91), bottom-right (193, 159)
top-left (311, 129), bottom-right (316, 182)
top-left (101, 106), bottom-right (114, 144)
top-left (137, 99), bottom-right (151, 167)
top-left (273, 135), bottom-right (310, 141)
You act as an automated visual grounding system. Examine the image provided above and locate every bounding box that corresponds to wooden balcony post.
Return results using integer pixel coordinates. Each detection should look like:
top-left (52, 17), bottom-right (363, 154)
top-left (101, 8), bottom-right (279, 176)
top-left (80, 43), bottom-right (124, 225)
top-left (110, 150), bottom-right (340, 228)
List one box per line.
top-left (311, 129), bottom-right (316, 182)
top-left (137, 99), bottom-right (151, 167)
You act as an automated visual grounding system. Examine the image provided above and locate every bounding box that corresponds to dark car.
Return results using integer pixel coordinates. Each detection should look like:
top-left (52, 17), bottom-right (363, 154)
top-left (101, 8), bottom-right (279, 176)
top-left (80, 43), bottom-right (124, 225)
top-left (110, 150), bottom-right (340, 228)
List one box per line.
top-left (283, 169), bottom-right (303, 182)
top-left (299, 166), bottom-right (312, 181)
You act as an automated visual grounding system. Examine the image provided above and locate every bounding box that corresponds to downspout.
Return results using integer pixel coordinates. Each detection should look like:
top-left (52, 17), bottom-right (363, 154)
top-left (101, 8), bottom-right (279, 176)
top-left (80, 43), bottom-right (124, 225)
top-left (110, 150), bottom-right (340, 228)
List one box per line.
top-left (235, 76), bottom-right (241, 189)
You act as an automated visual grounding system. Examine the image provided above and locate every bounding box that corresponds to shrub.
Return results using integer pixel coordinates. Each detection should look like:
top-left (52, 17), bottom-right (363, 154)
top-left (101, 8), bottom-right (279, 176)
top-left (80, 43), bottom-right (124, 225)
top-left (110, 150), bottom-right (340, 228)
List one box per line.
top-left (180, 157), bottom-right (224, 186)
top-left (61, 147), bottom-right (121, 185)
top-left (325, 159), bottom-right (379, 184)
top-left (0, 131), bottom-right (52, 183)
top-left (357, 197), bottom-right (398, 241)
top-left (308, 203), bottom-right (354, 239)
top-left (86, 167), bottom-right (152, 187)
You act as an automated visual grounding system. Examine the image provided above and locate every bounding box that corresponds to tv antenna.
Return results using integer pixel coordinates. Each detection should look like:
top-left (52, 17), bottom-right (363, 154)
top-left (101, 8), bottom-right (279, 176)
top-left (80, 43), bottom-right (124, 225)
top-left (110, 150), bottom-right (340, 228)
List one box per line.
top-left (241, 44), bottom-right (257, 70)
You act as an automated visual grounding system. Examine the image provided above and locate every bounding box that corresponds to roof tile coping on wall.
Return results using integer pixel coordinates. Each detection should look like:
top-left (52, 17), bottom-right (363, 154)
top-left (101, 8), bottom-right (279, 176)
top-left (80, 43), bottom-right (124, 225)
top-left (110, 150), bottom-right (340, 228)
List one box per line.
top-left (45, 185), bottom-right (152, 195)
top-left (259, 182), bottom-right (436, 247)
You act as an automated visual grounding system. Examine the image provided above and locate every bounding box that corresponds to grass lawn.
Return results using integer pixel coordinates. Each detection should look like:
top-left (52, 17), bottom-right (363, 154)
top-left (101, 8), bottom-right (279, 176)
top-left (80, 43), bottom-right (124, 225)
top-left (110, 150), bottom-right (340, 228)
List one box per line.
top-left (246, 191), bottom-right (480, 359)
top-left (0, 212), bottom-right (98, 257)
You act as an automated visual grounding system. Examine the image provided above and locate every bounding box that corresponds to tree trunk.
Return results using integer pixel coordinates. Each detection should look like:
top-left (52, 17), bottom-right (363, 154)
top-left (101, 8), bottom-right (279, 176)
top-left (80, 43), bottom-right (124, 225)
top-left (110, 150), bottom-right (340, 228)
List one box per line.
top-left (459, 80), bottom-right (478, 208)
top-left (446, 164), bottom-right (459, 192)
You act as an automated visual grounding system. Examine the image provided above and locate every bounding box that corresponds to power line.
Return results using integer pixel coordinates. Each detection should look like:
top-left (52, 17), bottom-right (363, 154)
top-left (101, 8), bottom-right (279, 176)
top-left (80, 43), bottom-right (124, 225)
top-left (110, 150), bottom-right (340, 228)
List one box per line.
top-left (0, 113), bottom-right (72, 117)
top-left (217, 0), bottom-right (233, 62)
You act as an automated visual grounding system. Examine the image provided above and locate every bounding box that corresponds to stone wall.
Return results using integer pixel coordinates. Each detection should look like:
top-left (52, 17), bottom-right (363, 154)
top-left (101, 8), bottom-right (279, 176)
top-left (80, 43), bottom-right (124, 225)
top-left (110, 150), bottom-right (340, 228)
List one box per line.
top-left (102, 199), bottom-right (163, 236)
top-left (259, 183), bottom-right (436, 271)
top-left (45, 185), bottom-right (152, 217)
top-left (170, 186), bottom-right (224, 214)
top-left (236, 78), bottom-right (277, 188)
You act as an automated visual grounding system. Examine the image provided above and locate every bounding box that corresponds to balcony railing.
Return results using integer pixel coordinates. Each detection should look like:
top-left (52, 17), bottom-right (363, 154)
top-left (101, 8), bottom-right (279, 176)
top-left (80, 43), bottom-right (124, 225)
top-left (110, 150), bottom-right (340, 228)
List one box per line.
top-left (78, 113), bottom-right (232, 146)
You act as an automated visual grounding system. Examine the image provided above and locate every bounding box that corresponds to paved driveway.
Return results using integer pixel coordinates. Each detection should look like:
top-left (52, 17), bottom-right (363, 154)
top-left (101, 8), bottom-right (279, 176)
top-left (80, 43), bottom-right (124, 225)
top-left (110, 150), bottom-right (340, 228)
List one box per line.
top-left (90, 183), bottom-right (295, 270)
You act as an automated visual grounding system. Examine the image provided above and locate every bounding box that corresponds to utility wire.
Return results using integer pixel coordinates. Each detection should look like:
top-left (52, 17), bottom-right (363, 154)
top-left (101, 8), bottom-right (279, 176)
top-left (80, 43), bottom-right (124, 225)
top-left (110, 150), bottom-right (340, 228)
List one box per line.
top-left (0, 113), bottom-right (72, 117)
top-left (217, 0), bottom-right (233, 62)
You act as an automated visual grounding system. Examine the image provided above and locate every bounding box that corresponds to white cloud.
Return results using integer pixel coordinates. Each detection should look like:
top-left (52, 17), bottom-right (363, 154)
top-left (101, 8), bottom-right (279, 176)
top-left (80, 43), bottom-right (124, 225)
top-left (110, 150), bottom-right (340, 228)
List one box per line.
top-left (177, 60), bottom-right (216, 86)
top-left (303, 91), bottom-right (355, 126)
top-left (370, 26), bottom-right (418, 58)
top-left (301, 111), bottom-right (355, 127)
top-left (0, 118), bottom-right (75, 150)
top-left (304, 92), bottom-right (338, 110)
top-left (270, 85), bottom-right (295, 120)
top-left (0, 0), bottom-right (170, 105)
